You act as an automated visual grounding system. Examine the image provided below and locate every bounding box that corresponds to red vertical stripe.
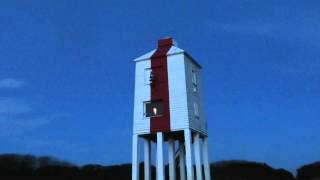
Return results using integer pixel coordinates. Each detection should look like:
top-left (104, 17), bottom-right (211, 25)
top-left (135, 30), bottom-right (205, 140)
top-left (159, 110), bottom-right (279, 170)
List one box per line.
top-left (150, 38), bottom-right (173, 133)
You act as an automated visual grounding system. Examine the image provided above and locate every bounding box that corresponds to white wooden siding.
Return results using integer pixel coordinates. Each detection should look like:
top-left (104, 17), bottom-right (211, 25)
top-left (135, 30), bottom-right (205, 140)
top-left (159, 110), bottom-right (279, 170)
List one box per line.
top-left (167, 53), bottom-right (189, 131)
top-left (184, 55), bottom-right (208, 135)
top-left (133, 60), bottom-right (151, 134)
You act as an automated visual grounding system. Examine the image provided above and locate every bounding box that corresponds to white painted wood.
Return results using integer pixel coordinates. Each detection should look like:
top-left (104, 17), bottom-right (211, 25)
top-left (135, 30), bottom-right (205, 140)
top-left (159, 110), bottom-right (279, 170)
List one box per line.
top-left (184, 130), bottom-right (194, 180)
top-left (134, 49), bottom-right (156, 62)
top-left (144, 138), bottom-right (151, 180)
top-left (202, 137), bottom-right (211, 180)
top-left (197, 66), bottom-right (207, 135)
top-left (168, 139), bottom-right (176, 180)
top-left (167, 46), bottom-right (184, 55)
top-left (194, 133), bottom-right (203, 180)
top-left (133, 59), bottom-right (151, 134)
top-left (179, 141), bottom-right (186, 180)
top-left (167, 53), bottom-right (189, 131)
top-left (157, 132), bottom-right (165, 180)
top-left (183, 55), bottom-right (208, 136)
top-left (132, 134), bottom-right (139, 180)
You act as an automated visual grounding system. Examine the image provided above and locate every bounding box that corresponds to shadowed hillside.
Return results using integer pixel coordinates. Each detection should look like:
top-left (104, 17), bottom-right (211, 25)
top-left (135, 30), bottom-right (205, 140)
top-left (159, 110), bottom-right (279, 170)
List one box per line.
top-left (212, 160), bottom-right (294, 180)
top-left (0, 154), bottom-right (318, 180)
top-left (297, 161), bottom-right (320, 180)
top-left (0, 154), bottom-right (132, 179)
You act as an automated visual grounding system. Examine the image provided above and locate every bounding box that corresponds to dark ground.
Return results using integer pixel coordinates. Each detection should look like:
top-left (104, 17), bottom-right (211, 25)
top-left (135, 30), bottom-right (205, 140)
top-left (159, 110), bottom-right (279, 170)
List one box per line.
top-left (0, 154), bottom-right (319, 180)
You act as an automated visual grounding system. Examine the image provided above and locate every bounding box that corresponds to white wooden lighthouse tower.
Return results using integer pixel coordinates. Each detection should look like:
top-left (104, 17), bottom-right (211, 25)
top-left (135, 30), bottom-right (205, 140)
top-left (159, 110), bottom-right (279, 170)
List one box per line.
top-left (132, 38), bottom-right (211, 180)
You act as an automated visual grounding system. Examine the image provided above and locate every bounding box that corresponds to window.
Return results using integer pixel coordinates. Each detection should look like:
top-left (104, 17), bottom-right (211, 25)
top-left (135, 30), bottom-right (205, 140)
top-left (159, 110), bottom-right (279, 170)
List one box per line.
top-left (192, 70), bottom-right (198, 92)
top-left (144, 101), bottom-right (164, 117)
top-left (144, 67), bottom-right (162, 85)
top-left (192, 70), bottom-right (197, 85)
top-left (144, 68), bottom-right (152, 85)
top-left (194, 102), bottom-right (199, 117)
top-left (193, 84), bottom-right (197, 93)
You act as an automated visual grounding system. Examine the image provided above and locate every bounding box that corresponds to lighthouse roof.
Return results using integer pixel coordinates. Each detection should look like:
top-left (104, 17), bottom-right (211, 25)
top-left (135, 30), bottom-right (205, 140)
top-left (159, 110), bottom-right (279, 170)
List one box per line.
top-left (134, 38), bottom-right (202, 68)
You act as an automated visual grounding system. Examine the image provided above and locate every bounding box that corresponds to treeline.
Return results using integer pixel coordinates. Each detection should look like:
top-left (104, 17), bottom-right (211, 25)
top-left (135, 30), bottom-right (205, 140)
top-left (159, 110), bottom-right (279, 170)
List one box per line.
top-left (0, 154), bottom-right (319, 180)
top-left (213, 160), bottom-right (294, 180)
top-left (0, 154), bottom-right (131, 179)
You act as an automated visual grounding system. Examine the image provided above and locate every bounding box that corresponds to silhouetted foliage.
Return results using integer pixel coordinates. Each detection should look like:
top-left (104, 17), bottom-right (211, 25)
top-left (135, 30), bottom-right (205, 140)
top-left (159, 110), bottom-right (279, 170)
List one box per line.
top-left (297, 161), bottom-right (320, 180)
top-left (0, 153), bottom-right (312, 180)
top-left (0, 154), bottom-right (36, 176)
top-left (212, 160), bottom-right (295, 180)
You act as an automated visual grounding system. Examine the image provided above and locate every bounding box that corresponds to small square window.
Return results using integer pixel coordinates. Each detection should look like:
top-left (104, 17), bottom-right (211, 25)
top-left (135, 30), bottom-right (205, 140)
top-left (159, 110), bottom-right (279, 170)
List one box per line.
top-left (193, 85), bottom-right (197, 93)
top-left (144, 68), bottom-right (152, 85)
top-left (144, 101), bottom-right (164, 117)
top-left (192, 70), bottom-right (197, 85)
top-left (194, 102), bottom-right (199, 117)
top-left (192, 70), bottom-right (198, 93)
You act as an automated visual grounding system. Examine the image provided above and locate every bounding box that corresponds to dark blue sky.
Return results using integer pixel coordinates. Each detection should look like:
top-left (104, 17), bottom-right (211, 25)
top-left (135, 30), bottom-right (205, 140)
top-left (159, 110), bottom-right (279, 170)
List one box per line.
top-left (0, 0), bottom-right (319, 172)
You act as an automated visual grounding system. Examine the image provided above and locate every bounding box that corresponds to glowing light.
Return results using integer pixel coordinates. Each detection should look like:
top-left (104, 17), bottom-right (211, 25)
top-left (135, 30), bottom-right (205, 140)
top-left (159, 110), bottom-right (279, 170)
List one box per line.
top-left (153, 107), bottom-right (157, 115)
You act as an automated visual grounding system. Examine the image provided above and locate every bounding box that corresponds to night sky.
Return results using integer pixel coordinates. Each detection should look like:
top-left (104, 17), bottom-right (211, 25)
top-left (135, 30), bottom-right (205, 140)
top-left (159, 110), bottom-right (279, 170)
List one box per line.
top-left (0, 0), bottom-right (319, 172)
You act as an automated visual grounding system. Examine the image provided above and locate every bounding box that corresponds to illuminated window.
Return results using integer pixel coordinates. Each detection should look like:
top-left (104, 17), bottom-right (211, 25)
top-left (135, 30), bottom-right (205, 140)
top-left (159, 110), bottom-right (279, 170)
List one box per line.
top-left (144, 101), bottom-right (164, 117)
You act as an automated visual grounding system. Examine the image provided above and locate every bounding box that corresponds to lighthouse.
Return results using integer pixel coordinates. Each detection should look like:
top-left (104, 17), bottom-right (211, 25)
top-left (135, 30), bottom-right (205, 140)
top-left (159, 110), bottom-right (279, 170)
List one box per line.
top-left (132, 38), bottom-right (211, 180)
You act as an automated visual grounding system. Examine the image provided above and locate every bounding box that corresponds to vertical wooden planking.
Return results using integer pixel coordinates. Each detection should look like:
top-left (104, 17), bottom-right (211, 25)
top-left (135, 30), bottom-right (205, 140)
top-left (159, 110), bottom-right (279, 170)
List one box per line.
top-left (167, 52), bottom-right (189, 131)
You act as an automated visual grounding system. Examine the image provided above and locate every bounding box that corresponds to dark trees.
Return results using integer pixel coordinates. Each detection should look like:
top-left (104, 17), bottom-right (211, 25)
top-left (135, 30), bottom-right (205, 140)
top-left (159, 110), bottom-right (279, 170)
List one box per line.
top-left (297, 162), bottom-right (320, 180)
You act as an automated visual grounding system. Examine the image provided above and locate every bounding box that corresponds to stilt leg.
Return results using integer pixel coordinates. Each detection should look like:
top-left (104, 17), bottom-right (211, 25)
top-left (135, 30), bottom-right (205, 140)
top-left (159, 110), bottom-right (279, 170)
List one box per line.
top-left (132, 134), bottom-right (139, 180)
top-left (157, 132), bottom-right (165, 180)
top-left (202, 137), bottom-right (211, 180)
top-left (144, 138), bottom-right (151, 180)
top-left (168, 138), bottom-right (176, 180)
top-left (184, 130), bottom-right (194, 180)
top-left (179, 141), bottom-right (186, 180)
top-left (194, 133), bottom-right (203, 180)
